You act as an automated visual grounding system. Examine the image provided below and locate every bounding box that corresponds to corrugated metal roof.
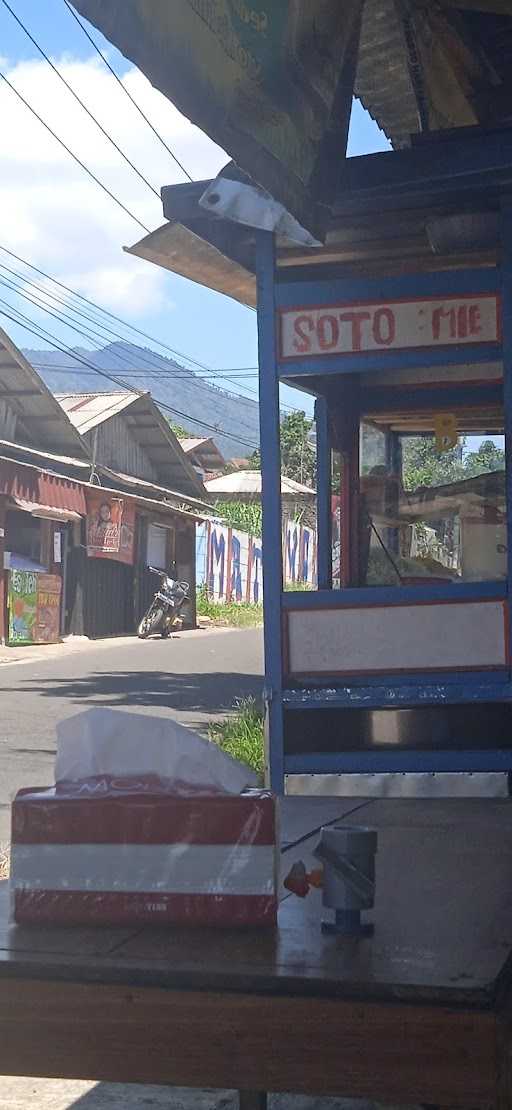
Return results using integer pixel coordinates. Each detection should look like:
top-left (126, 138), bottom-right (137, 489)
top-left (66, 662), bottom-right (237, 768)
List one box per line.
top-left (56, 391), bottom-right (137, 435)
top-left (354, 0), bottom-right (419, 148)
top-left (0, 329), bottom-right (88, 457)
top-left (205, 470), bottom-right (315, 498)
top-left (56, 390), bottom-right (206, 500)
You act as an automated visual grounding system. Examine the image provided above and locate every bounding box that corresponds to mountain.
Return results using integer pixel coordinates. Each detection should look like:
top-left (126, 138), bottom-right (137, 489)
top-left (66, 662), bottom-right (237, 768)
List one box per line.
top-left (22, 341), bottom-right (260, 460)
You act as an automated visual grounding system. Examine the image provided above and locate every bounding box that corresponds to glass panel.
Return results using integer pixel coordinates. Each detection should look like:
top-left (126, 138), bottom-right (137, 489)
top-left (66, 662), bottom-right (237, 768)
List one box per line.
top-left (359, 419), bottom-right (506, 586)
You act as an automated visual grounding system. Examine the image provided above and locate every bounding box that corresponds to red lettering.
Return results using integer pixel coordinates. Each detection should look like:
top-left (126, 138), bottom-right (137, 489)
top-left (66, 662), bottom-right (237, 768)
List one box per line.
top-left (372, 307), bottom-right (395, 346)
top-left (457, 305), bottom-right (468, 339)
top-left (432, 306), bottom-right (456, 341)
top-left (317, 314), bottom-right (339, 351)
top-left (469, 304), bottom-right (481, 336)
top-left (338, 310), bottom-right (371, 352)
top-left (292, 314), bottom-right (313, 354)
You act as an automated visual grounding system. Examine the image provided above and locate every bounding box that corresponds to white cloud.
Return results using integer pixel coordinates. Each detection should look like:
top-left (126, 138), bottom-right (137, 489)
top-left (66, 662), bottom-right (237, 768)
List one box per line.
top-left (0, 53), bottom-right (228, 326)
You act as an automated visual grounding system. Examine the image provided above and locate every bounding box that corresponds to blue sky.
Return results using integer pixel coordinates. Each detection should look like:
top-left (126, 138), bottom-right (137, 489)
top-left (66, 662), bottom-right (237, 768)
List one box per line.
top-left (0, 1), bottom-right (391, 416)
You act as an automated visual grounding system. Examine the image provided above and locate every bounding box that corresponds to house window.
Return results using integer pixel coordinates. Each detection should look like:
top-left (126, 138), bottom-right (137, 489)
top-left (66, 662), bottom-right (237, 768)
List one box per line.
top-left (146, 523), bottom-right (170, 570)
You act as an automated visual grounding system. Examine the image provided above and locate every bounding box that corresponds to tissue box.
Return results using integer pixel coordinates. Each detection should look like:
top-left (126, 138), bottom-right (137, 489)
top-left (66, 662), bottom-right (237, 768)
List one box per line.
top-left (11, 782), bottom-right (277, 927)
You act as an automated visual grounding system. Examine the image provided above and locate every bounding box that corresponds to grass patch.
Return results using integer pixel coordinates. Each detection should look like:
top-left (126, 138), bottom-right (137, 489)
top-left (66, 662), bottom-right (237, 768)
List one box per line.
top-left (197, 586), bottom-right (263, 627)
top-left (209, 697), bottom-right (264, 777)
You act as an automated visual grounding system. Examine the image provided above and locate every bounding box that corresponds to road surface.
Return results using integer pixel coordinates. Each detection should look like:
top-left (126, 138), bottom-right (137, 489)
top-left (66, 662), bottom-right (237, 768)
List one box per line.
top-left (0, 626), bottom-right (263, 844)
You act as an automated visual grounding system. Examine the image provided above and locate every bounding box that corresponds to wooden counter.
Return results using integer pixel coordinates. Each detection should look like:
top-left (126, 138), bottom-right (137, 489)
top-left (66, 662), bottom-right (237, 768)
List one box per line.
top-left (1, 797), bottom-right (512, 1108)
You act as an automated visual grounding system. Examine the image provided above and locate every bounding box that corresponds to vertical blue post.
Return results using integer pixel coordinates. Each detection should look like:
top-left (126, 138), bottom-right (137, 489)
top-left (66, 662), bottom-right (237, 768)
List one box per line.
top-left (256, 232), bottom-right (285, 792)
top-left (500, 202), bottom-right (512, 675)
top-left (315, 395), bottom-right (332, 589)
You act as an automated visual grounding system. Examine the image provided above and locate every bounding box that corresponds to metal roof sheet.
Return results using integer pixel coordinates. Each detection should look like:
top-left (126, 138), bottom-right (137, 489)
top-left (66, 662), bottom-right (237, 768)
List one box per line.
top-left (56, 391), bottom-right (137, 435)
top-left (55, 390), bottom-right (206, 500)
top-left (0, 329), bottom-right (88, 457)
top-left (205, 470), bottom-right (315, 498)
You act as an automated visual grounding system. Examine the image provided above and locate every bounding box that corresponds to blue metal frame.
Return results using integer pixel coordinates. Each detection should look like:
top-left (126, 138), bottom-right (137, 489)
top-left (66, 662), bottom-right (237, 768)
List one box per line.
top-left (282, 680), bottom-right (511, 708)
top-left (256, 231), bottom-right (285, 792)
top-left (314, 395), bottom-right (332, 589)
top-left (256, 220), bottom-right (512, 789)
top-left (282, 580), bottom-right (506, 608)
top-left (277, 345), bottom-right (502, 379)
top-left (276, 267), bottom-right (500, 305)
top-left (285, 750), bottom-right (512, 775)
top-left (501, 202), bottom-right (512, 672)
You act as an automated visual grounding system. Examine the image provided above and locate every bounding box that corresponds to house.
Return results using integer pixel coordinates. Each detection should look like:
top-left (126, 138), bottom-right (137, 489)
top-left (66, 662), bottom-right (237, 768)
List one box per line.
top-left (0, 337), bottom-right (208, 645)
top-left (56, 392), bottom-right (204, 500)
top-left (205, 469), bottom-right (316, 525)
top-left (178, 436), bottom-right (225, 480)
top-left (0, 327), bottom-right (90, 645)
top-left (55, 391), bottom-right (207, 638)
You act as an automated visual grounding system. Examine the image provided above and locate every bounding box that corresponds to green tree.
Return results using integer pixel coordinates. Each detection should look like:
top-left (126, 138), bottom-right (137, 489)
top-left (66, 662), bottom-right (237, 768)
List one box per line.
top-left (402, 436), bottom-right (505, 490)
top-left (463, 439), bottom-right (505, 477)
top-left (248, 411), bottom-right (316, 486)
top-left (168, 421), bottom-right (190, 439)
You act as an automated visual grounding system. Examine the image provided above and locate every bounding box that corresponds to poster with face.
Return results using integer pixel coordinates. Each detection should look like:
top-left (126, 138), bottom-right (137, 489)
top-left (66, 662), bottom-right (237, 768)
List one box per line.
top-left (86, 493), bottom-right (135, 565)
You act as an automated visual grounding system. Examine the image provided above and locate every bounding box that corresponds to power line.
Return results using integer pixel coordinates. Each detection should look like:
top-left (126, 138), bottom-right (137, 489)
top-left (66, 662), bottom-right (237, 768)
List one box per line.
top-left (0, 247), bottom-right (298, 412)
top-left (29, 364), bottom-right (259, 379)
top-left (62, 0), bottom-right (193, 182)
top-left (0, 245), bottom-right (285, 408)
top-left (0, 257), bottom-right (255, 375)
top-left (0, 244), bottom-right (250, 376)
top-left (0, 0), bottom-right (161, 199)
top-left (0, 67), bottom-right (150, 233)
top-left (0, 269), bottom-right (266, 431)
top-left (0, 299), bottom-right (259, 449)
top-left (0, 261), bottom-right (260, 381)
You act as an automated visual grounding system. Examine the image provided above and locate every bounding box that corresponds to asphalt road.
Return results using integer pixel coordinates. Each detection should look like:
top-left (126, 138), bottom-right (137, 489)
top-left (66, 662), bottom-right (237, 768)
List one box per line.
top-left (0, 626), bottom-right (263, 844)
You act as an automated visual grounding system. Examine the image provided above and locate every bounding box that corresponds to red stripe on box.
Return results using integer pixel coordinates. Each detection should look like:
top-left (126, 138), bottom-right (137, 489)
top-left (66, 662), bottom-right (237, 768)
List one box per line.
top-left (12, 791), bottom-right (275, 846)
top-left (14, 890), bottom-right (278, 928)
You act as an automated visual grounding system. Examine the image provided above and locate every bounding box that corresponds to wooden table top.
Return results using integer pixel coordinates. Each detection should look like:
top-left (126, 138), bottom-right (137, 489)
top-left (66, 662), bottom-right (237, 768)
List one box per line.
top-left (2, 796), bottom-right (512, 1009)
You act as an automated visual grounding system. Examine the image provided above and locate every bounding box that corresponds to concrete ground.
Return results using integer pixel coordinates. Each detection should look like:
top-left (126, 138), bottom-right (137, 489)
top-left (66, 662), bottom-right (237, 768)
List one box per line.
top-left (0, 1080), bottom-right (410, 1110)
top-left (0, 625), bottom-right (263, 844)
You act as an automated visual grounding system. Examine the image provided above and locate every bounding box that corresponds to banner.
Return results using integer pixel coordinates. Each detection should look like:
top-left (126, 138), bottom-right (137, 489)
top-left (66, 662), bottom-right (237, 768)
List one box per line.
top-left (8, 570), bottom-right (62, 645)
top-left (199, 518), bottom-right (316, 603)
top-left (70, 0), bottom-right (363, 236)
top-left (86, 493), bottom-right (135, 565)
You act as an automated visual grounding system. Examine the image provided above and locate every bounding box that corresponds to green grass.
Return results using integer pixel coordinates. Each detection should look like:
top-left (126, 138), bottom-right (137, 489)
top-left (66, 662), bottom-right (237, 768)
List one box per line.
top-left (197, 585), bottom-right (263, 627)
top-left (208, 697), bottom-right (264, 777)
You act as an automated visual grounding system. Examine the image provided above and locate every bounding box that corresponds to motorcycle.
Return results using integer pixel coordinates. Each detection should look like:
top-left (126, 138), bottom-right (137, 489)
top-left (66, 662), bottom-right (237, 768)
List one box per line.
top-left (137, 567), bottom-right (190, 639)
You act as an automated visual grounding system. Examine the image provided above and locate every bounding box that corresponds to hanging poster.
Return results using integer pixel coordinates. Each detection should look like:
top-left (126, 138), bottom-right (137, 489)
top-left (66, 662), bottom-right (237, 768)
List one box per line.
top-left (8, 571), bottom-right (62, 645)
top-left (86, 493), bottom-right (135, 565)
top-left (34, 574), bottom-right (62, 644)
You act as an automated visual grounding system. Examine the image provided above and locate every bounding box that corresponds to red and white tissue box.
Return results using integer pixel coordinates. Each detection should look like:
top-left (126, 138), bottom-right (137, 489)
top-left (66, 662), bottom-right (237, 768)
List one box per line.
top-left (11, 778), bottom-right (277, 928)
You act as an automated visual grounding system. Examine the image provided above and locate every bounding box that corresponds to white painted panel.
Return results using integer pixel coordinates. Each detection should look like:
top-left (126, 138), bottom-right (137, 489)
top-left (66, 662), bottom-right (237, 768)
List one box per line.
top-left (280, 294), bottom-right (499, 360)
top-left (287, 600), bottom-right (506, 674)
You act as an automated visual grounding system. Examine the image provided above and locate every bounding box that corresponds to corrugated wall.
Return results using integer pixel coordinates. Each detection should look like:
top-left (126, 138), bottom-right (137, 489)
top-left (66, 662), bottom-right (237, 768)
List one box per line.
top-left (86, 415), bottom-right (158, 482)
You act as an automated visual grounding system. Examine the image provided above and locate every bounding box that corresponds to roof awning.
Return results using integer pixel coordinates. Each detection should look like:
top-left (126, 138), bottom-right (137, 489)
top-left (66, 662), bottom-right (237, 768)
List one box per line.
top-left (8, 497), bottom-right (82, 522)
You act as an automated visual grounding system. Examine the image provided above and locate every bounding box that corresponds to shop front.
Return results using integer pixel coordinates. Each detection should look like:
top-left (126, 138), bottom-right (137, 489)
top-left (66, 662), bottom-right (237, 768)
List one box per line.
top-left (65, 487), bottom-right (198, 639)
top-left (0, 459), bottom-right (87, 645)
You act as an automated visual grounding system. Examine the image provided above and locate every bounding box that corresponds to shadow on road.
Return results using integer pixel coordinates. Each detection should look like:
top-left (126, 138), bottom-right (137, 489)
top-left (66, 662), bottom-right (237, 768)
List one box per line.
top-left (3, 670), bottom-right (263, 718)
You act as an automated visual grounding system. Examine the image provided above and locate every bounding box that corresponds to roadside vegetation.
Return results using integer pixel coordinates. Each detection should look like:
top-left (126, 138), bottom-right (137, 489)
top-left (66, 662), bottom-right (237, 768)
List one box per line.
top-left (197, 585), bottom-right (263, 627)
top-left (208, 697), bottom-right (264, 777)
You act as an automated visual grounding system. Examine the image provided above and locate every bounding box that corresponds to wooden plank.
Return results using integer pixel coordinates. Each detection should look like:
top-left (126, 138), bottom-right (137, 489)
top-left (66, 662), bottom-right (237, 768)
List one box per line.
top-left (0, 978), bottom-right (497, 1106)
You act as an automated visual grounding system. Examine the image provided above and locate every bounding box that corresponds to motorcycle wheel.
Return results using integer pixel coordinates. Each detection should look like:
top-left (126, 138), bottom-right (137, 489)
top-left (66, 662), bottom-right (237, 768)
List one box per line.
top-left (137, 605), bottom-right (164, 639)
